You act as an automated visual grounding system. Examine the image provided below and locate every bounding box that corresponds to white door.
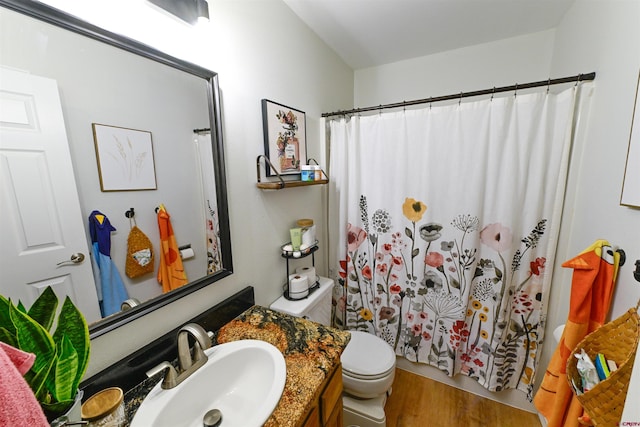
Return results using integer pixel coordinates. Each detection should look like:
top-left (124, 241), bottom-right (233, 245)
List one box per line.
top-left (0, 67), bottom-right (101, 323)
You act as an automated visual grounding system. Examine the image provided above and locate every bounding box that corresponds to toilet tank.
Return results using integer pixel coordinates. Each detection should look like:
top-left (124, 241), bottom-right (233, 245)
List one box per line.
top-left (270, 276), bottom-right (334, 326)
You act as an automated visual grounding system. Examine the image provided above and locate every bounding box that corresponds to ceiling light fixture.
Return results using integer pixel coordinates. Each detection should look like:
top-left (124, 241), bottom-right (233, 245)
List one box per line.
top-left (196, 0), bottom-right (210, 24)
top-left (147, 0), bottom-right (209, 26)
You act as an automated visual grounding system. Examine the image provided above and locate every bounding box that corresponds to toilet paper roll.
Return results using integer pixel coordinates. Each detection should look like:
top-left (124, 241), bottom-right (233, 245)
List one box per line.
top-left (288, 274), bottom-right (309, 299)
top-left (179, 247), bottom-right (195, 260)
top-left (295, 266), bottom-right (316, 286)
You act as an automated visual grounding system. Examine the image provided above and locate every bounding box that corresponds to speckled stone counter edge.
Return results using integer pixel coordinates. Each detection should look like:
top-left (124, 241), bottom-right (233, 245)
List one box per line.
top-left (217, 305), bottom-right (351, 427)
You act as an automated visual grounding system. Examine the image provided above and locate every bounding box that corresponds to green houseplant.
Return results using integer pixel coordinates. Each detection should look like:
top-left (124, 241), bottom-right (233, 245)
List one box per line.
top-left (0, 286), bottom-right (90, 421)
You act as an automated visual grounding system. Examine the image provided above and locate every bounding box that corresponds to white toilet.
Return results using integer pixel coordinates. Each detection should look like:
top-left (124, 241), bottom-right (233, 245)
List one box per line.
top-left (270, 277), bottom-right (396, 427)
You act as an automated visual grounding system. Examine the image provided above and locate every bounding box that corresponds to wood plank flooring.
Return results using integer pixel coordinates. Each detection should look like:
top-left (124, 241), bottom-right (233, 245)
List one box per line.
top-left (384, 368), bottom-right (542, 427)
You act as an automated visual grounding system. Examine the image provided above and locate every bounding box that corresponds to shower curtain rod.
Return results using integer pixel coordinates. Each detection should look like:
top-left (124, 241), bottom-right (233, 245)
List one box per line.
top-left (321, 72), bottom-right (596, 118)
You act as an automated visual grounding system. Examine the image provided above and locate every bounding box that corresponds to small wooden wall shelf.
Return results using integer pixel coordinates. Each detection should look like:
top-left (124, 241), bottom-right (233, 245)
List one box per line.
top-left (256, 155), bottom-right (328, 190)
top-left (256, 179), bottom-right (329, 190)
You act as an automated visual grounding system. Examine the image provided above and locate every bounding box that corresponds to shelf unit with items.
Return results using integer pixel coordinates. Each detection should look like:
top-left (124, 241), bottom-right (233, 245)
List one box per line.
top-left (281, 243), bottom-right (320, 301)
top-left (256, 155), bottom-right (328, 190)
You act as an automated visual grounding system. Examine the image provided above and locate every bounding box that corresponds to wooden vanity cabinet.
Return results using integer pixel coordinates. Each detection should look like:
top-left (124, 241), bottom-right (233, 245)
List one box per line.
top-left (300, 363), bottom-right (343, 427)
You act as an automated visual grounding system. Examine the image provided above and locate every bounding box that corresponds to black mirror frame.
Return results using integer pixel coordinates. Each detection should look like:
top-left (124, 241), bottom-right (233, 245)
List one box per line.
top-left (0, 0), bottom-right (233, 338)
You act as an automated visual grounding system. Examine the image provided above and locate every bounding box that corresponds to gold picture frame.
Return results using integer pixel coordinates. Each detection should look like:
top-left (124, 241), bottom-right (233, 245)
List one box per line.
top-left (92, 123), bottom-right (157, 191)
top-left (621, 71), bottom-right (640, 207)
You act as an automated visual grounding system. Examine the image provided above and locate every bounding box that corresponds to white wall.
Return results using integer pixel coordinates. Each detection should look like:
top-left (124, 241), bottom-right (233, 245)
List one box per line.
top-left (355, 30), bottom-right (555, 107)
top-left (30, 0), bottom-right (353, 378)
top-left (545, 0), bottom-right (640, 423)
top-left (353, 0), bottom-right (640, 414)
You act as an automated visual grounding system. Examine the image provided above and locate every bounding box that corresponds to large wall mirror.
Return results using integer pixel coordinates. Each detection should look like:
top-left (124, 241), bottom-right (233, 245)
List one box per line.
top-left (0, 0), bottom-right (233, 338)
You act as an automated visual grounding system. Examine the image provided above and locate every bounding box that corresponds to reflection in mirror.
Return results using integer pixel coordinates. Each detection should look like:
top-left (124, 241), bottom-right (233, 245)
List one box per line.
top-left (0, 0), bottom-right (233, 338)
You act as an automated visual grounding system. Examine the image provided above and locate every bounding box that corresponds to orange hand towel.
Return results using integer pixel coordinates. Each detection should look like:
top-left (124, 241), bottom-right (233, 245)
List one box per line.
top-left (533, 240), bottom-right (620, 427)
top-left (157, 206), bottom-right (188, 293)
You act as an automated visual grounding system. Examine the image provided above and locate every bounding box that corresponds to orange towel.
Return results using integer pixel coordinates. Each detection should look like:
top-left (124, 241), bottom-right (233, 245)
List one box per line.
top-left (534, 240), bottom-right (620, 427)
top-left (157, 206), bottom-right (188, 293)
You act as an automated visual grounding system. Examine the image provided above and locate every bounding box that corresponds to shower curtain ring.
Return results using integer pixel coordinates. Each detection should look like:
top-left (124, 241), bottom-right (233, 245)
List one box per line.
top-left (458, 92), bottom-right (462, 106)
top-left (514, 83), bottom-right (518, 97)
top-left (491, 87), bottom-right (496, 101)
top-left (546, 78), bottom-right (551, 94)
top-left (429, 97), bottom-right (433, 110)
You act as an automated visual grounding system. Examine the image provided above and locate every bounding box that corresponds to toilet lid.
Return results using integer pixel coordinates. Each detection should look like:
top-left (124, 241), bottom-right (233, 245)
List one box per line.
top-left (341, 331), bottom-right (396, 379)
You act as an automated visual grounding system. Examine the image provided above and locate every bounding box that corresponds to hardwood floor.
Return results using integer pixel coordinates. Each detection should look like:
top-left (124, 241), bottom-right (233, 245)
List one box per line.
top-left (384, 368), bottom-right (542, 427)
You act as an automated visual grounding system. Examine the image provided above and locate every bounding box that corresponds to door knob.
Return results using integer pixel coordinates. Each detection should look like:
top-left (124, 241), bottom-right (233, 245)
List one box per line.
top-left (56, 252), bottom-right (85, 266)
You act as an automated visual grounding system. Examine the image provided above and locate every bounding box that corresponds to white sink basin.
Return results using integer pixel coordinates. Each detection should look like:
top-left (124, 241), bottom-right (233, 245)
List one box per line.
top-left (130, 339), bottom-right (286, 427)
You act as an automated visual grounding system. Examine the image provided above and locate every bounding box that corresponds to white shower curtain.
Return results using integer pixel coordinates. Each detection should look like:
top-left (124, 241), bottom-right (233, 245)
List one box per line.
top-left (328, 86), bottom-right (588, 398)
top-left (194, 132), bottom-right (222, 274)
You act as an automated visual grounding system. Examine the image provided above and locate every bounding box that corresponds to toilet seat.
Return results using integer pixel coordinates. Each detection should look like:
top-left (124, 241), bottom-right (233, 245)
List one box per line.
top-left (341, 331), bottom-right (396, 380)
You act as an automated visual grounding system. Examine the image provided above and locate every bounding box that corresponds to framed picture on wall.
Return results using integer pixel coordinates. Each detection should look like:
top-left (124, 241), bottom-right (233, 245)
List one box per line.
top-left (261, 99), bottom-right (307, 176)
top-left (92, 123), bottom-right (157, 191)
top-left (621, 71), bottom-right (640, 208)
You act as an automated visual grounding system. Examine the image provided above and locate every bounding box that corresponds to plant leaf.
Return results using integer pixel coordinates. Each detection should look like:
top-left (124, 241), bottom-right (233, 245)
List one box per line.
top-left (0, 327), bottom-right (17, 348)
top-left (52, 335), bottom-right (79, 402)
top-left (25, 357), bottom-right (55, 402)
top-left (28, 287), bottom-right (58, 332)
top-left (52, 297), bottom-right (90, 393)
top-left (0, 294), bottom-right (17, 338)
top-left (10, 303), bottom-right (56, 399)
top-left (16, 301), bottom-right (27, 313)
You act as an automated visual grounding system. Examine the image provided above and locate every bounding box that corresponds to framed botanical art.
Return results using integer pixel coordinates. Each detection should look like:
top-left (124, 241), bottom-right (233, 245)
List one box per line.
top-left (261, 99), bottom-right (307, 176)
top-left (92, 123), bottom-right (157, 191)
top-left (621, 71), bottom-right (640, 207)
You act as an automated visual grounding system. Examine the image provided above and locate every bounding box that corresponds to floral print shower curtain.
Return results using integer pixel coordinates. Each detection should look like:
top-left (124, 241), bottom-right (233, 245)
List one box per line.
top-left (327, 87), bottom-right (583, 399)
top-left (194, 133), bottom-right (222, 274)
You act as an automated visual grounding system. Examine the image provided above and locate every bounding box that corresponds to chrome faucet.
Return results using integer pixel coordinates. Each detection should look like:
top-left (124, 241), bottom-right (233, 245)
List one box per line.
top-left (146, 323), bottom-right (213, 389)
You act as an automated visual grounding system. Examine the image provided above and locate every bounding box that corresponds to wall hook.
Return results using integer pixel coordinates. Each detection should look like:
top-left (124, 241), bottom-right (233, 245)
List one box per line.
top-left (125, 208), bottom-right (135, 219)
top-left (634, 260), bottom-right (640, 283)
top-left (616, 248), bottom-right (626, 267)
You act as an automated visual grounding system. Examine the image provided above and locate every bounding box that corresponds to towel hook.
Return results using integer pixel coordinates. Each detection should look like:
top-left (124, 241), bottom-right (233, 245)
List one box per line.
top-left (616, 248), bottom-right (626, 267)
top-left (634, 259), bottom-right (640, 283)
top-left (125, 207), bottom-right (137, 228)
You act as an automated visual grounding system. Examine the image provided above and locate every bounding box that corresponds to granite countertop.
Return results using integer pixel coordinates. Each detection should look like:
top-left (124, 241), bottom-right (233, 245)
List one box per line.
top-left (123, 305), bottom-right (350, 427)
top-left (216, 305), bottom-right (351, 427)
